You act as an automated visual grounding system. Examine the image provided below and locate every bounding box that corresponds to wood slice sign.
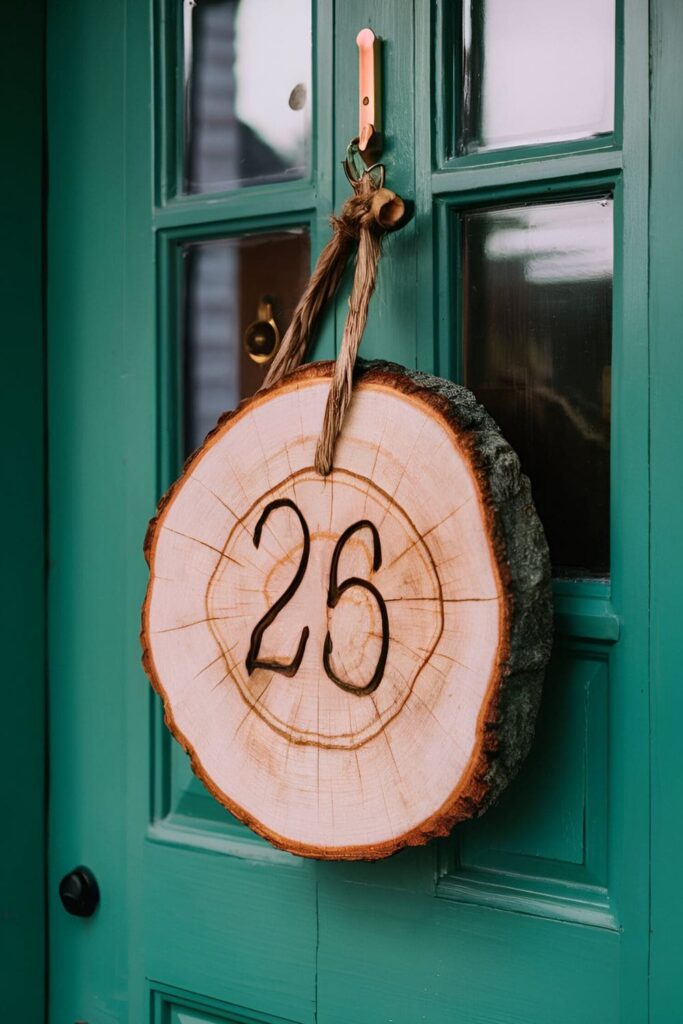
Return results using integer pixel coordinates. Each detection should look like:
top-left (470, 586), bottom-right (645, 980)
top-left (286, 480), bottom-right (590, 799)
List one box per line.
top-left (141, 360), bottom-right (553, 860)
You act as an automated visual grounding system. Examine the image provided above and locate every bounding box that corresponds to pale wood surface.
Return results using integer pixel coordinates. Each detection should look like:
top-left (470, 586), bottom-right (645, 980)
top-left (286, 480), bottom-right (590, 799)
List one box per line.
top-left (142, 361), bottom-right (552, 859)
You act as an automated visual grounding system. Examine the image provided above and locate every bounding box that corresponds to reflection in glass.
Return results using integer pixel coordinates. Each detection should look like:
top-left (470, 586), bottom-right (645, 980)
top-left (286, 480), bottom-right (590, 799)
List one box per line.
top-left (460, 0), bottom-right (615, 154)
top-left (462, 198), bottom-right (612, 576)
top-left (183, 0), bottom-right (311, 193)
top-left (182, 229), bottom-right (310, 454)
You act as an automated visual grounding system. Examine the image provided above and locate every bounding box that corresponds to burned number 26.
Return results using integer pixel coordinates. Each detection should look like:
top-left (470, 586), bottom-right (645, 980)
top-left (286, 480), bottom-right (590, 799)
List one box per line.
top-left (245, 499), bottom-right (389, 695)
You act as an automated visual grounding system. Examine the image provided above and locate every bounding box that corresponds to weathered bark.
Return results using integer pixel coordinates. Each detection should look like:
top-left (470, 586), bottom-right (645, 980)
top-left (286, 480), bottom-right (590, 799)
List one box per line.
top-left (141, 360), bottom-right (553, 860)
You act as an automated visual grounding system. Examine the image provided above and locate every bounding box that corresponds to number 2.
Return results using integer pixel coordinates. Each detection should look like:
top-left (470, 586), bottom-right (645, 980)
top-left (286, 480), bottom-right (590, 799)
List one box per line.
top-left (245, 499), bottom-right (310, 678)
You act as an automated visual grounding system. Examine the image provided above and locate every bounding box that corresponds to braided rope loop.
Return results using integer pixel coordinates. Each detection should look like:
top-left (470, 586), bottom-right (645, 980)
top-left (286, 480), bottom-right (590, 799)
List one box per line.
top-left (260, 173), bottom-right (404, 475)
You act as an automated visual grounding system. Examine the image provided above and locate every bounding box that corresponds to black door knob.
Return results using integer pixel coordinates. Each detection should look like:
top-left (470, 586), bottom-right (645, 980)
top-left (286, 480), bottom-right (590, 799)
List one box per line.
top-left (59, 866), bottom-right (100, 918)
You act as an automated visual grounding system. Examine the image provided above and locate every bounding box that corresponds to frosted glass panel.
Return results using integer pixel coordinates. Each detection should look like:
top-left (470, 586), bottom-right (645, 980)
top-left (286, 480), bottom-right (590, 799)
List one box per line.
top-left (183, 0), bottom-right (311, 193)
top-left (460, 0), bottom-right (615, 153)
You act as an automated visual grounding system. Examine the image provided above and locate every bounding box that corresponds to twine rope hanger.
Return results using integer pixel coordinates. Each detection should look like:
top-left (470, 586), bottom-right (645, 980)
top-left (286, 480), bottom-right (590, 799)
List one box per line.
top-left (260, 170), bottom-right (405, 476)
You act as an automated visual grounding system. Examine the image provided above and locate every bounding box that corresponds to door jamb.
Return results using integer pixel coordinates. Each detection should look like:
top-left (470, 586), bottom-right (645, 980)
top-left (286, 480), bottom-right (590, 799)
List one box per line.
top-left (0, 3), bottom-right (47, 1022)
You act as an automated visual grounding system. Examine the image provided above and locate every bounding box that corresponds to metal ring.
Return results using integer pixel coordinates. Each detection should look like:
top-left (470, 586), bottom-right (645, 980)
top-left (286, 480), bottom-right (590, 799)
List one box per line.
top-left (343, 139), bottom-right (385, 189)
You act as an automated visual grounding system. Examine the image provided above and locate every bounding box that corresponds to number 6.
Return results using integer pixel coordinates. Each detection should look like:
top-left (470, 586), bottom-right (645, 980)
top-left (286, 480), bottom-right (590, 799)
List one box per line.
top-left (323, 520), bottom-right (389, 696)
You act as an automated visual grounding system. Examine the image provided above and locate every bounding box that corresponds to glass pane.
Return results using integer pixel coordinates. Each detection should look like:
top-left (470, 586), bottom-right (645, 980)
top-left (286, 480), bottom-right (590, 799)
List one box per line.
top-left (183, 0), bottom-right (311, 194)
top-left (460, 0), bottom-right (615, 154)
top-left (462, 197), bottom-right (612, 577)
top-left (182, 228), bottom-right (310, 454)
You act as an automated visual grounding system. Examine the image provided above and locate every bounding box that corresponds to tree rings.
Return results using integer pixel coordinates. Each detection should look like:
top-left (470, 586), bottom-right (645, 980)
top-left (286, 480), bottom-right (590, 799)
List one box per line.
top-left (141, 360), bottom-right (553, 860)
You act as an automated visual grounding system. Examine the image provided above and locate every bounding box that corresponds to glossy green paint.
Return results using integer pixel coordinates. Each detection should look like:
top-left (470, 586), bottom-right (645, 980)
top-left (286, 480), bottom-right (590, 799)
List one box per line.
top-left (649, 0), bottom-right (683, 1019)
top-left (47, 3), bottom-right (133, 1019)
top-left (315, 4), bottom-right (650, 1020)
top-left (0, 5), bottom-right (45, 1022)
top-left (43, 0), bottom-right (674, 1021)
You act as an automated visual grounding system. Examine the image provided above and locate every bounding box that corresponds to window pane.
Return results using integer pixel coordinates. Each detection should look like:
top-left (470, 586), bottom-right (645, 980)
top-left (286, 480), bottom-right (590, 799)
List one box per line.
top-left (462, 197), bottom-right (612, 577)
top-left (460, 0), bottom-right (615, 154)
top-left (183, 0), bottom-right (311, 194)
top-left (182, 229), bottom-right (310, 454)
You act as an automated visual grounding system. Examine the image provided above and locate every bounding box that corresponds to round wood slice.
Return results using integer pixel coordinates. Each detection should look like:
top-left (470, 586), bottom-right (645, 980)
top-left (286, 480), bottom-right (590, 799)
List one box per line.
top-left (141, 360), bottom-right (553, 860)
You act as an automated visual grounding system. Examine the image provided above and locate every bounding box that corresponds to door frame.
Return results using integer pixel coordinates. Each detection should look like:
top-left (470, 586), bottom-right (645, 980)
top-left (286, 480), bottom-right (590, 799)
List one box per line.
top-left (0, 3), bottom-right (46, 1022)
top-left (649, 0), bottom-right (683, 1016)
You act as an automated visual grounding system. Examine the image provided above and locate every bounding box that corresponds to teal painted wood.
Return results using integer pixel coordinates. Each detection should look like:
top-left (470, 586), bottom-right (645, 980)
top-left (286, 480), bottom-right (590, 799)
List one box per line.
top-left (318, 880), bottom-right (621, 1024)
top-left (604, 3), bottom-right (651, 1010)
top-left (0, 4), bottom-right (45, 1022)
top-left (649, 0), bottom-right (683, 1018)
top-left (123, 1), bottom-right (159, 1017)
top-left (46, 0), bottom-right (661, 1021)
top-left (47, 2), bottom-right (132, 1020)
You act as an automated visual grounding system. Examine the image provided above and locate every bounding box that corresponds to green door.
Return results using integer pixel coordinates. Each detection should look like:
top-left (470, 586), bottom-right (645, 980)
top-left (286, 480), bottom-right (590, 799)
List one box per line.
top-left (47, 1), bottom-right (654, 1021)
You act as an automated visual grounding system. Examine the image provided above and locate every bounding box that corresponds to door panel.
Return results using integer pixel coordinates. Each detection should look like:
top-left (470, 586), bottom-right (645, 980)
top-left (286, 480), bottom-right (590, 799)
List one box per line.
top-left (457, 647), bottom-right (609, 872)
top-left (318, 887), bottom-right (620, 1024)
top-left (145, 843), bottom-right (315, 1021)
top-left (47, 0), bottom-right (650, 1021)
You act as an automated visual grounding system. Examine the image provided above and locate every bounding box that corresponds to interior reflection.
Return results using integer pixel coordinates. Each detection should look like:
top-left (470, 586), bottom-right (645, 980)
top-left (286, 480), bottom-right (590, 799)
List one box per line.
top-left (183, 0), bottom-right (311, 193)
top-left (463, 198), bottom-right (612, 577)
top-left (182, 229), bottom-right (310, 454)
top-left (460, 0), bottom-right (615, 153)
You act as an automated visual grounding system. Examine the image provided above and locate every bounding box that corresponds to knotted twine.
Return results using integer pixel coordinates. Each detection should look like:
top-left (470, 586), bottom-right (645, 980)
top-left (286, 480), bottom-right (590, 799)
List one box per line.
top-left (260, 172), bottom-right (405, 476)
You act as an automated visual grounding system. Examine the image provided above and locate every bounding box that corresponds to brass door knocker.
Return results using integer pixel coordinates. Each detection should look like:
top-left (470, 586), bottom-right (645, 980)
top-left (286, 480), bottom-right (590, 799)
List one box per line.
top-left (244, 298), bottom-right (281, 364)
